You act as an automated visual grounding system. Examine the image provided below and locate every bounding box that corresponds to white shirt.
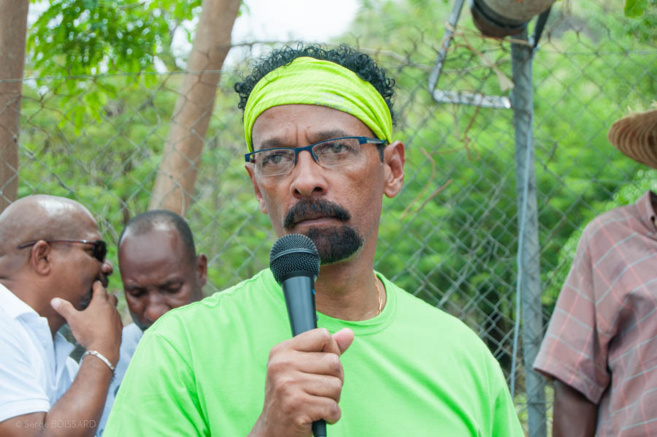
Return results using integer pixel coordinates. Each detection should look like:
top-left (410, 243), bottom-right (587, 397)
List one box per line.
top-left (0, 284), bottom-right (78, 422)
top-left (96, 323), bottom-right (143, 435)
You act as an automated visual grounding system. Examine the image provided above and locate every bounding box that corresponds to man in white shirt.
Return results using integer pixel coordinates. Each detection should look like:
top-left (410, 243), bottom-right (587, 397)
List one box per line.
top-left (96, 209), bottom-right (206, 434)
top-left (0, 195), bottom-right (121, 437)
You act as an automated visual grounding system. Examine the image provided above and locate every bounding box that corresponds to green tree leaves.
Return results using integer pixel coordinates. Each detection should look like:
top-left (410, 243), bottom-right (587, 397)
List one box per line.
top-left (625, 0), bottom-right (648, 17)
top-left (28, 0), bottom-right (202, 77)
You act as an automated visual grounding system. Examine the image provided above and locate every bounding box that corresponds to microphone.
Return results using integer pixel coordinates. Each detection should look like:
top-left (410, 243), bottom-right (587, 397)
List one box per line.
top-left (269, 234), bottom-right (326, 437)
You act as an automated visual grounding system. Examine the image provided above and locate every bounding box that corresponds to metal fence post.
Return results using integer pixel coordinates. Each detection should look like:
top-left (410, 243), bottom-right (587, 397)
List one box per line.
top-left (511, 28), bottom-right (547, 437)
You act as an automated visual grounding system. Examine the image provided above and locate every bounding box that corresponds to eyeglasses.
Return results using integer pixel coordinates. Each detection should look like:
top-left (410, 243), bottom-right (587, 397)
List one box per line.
top-left (244, 136), bottom-right (387, 177)
top-left (16, 239), bottom-right (108, 263)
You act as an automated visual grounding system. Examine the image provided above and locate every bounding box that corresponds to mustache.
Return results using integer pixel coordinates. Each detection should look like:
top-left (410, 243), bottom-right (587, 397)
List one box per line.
top-left (283, 200), bottom-right (351, 229)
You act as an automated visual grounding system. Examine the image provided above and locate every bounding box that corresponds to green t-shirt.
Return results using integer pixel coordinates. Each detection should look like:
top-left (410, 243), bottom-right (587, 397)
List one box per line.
top-left (105, 270), bottom-right (522, 436)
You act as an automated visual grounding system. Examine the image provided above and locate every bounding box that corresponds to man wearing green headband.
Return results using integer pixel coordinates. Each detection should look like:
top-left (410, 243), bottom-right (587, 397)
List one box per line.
top-left (105, 44), bottom-right (522, 436)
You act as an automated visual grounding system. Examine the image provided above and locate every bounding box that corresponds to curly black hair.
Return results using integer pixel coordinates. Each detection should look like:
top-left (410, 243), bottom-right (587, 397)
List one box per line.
top-left (234, 43), bottom-right (396, 125)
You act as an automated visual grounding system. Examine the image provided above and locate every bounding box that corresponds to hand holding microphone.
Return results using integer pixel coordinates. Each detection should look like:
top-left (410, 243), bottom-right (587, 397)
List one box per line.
top-left (250, 234), bottom-right (353, 437)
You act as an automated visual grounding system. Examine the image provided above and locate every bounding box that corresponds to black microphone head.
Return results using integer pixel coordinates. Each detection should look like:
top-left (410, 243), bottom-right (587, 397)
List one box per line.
top-left (270, 234), bottom-right (320, 284)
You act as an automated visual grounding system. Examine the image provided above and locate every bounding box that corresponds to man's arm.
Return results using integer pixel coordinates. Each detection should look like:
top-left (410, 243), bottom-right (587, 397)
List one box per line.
top-left (552, 379), bottom-right (598, 437)
top-left (534, 225), bottom-right (605, 437)
top-left (0, 281), bottom-right (121, 437)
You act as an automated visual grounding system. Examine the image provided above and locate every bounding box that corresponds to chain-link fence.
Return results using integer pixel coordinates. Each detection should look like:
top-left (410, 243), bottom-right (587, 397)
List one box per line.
top-left (2, 0), bottom-right (656, 435)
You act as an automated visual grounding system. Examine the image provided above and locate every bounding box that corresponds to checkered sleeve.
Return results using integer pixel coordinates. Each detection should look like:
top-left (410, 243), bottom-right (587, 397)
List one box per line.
top-left (533, 224), bottom-right (610, 404)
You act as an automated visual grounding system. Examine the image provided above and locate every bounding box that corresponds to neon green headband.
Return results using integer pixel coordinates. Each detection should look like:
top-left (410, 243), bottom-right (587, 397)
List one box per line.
top-left (243, 57), bottom-right (393, 152)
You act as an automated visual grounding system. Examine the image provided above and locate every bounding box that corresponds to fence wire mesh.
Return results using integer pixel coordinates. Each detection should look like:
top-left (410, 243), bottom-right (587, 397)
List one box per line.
top-left (2, 0), bottom-right (656, 435)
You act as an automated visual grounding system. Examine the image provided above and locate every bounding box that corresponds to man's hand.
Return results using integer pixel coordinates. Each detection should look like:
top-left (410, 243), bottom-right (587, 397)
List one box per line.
top-left (250, 328), bottom-right (355, 437)
top-left (51, 280), bottom-right (122, 366)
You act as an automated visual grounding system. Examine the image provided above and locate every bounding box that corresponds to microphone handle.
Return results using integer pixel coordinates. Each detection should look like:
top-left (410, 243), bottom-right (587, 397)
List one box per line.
top-left (312, 420), bottom-right (327, 437)
top-left (282, 275), bottom-right (318, 336)
top-left (281, 275), bottom-right (326, 437)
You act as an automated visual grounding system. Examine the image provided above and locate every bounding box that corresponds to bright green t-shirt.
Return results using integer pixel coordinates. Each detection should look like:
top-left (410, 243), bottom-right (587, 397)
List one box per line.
top-left (105, 269), bottom-right (522, 436)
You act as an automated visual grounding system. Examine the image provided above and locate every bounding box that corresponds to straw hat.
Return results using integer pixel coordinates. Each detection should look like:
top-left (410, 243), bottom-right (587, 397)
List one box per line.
top-left (607, 106), bottom-right (657, 170)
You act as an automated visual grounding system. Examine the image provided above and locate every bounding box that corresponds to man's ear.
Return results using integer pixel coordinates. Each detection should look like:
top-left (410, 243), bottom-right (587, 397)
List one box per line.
top-left (195, 253), bottom-right (208, 288)
top-left (30, 241), bottom-right (52, 276)
top-left (383, 141), bottom-right (405, 198)
top-left (245, 163), bottom-right (268, 214)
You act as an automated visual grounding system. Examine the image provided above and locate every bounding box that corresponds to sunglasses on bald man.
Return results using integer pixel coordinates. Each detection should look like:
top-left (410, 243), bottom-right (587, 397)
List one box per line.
top-left (16, 239), bottom-right (108, 263)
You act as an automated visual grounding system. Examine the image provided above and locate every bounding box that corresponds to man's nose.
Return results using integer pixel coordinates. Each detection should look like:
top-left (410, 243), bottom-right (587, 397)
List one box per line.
top-left (144, 295), bottom-right (169, 323)
top-left (290, 150), bottom-right (328, 198)
top-left (102, 259), bottom-right (113, 276)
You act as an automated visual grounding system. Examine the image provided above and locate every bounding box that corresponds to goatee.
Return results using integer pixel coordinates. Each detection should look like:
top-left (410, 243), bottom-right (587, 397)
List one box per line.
top-left (307, 225), bottom-right (363, 265)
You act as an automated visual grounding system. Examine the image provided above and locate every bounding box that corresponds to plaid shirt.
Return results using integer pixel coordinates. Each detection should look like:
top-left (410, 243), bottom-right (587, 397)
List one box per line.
top-left (534, 190), bottom-right (657, 436)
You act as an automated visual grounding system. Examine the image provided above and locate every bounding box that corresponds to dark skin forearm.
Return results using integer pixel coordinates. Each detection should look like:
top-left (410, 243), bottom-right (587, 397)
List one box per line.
top-left (552, 379), bottom-right (598, 437)
top-left (0, 355), bottom-right (114, 436)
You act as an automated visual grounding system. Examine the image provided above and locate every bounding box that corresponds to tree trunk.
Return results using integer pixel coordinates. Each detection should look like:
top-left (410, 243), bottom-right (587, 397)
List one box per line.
top-left (0, 0), bottom-right (29, 212)
top-left (149, 0), bottom-right (242, 216)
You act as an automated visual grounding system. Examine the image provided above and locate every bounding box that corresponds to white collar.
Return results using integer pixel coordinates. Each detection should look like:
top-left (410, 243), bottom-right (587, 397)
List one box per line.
top-left (0, 283), bottom-right (39, 321)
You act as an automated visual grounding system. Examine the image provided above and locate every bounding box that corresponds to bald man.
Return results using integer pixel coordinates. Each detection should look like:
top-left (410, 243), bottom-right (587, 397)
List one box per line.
top-left (96, 210), bottom-right (206, 435)
top-left (0, 195), bottom-right (121, 437)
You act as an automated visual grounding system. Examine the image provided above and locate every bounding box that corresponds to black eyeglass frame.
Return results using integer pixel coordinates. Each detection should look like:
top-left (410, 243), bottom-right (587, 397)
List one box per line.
top-left (16, 239), bottom-right (108, 263)
top-left (244, 136), bottom-right (387, 170)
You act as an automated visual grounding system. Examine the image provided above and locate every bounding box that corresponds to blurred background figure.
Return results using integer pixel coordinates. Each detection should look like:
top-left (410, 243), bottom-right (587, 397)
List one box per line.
top-left (0, 195), bottom-right (121, 436)
top-left (534, 107), bottom-right (657, 437)
top-left (96, 209), bottom-right (207, 435)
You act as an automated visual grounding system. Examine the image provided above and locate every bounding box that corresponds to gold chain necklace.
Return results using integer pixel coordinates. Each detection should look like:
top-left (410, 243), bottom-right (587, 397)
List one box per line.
top-left (373, 271), bottom-right (384, 316)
